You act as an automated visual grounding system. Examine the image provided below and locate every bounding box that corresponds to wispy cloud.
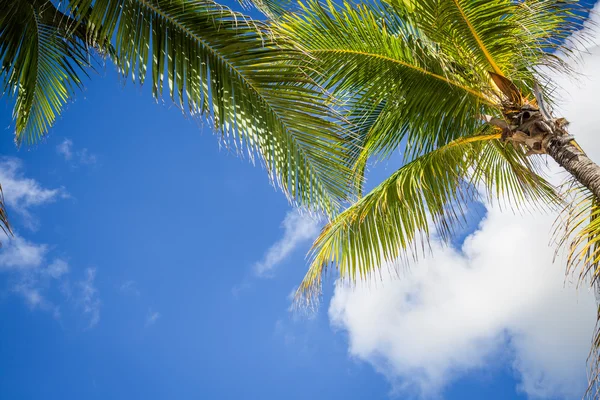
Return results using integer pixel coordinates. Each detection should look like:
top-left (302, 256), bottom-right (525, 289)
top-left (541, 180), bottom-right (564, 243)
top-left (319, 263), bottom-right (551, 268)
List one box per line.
top-left (253, 210), bottom-right (320, 277)
top-left (0, 234), bottom-right (47, 270)
top-left (56, 138), bottom-right (97, 166)
top-left (77, 268), bottom-right (101, 328)
top-left (13, 282), bottom-right (61, 318)
top-left (0, 157), bottom-right (65, 209)
top-left (0, 157), bottom-right (101, 328)
top-left (45, 258), bottom-right (69, 279)
top-left (0, 157), bottom-right (66, 229)
top-left (145, 309), bottom-right (161, 327)
top-left (56, 139), bottom-right (73, 160)
top-left (119, 280), bottom-right (141, 297)
top-left (231, 281), bottom-right (252, 298)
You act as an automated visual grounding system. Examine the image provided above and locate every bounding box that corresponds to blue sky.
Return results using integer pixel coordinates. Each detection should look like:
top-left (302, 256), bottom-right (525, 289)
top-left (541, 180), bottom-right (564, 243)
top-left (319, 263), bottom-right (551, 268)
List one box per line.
top-left (0, 1), bottom-right (599, 399)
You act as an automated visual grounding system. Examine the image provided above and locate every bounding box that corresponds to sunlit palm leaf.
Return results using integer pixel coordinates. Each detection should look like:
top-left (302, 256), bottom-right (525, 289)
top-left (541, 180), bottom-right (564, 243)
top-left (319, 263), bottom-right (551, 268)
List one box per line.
top-left (239, 0), bottom-right (295, 19)
top-left (0, 0), bottom-right (91, 145)
top-left (297, 132), bottom-right (560, 304)
top-left (276, 0), bottom-right (501, 193)
top-left (384, 0), bottom-right (586, 95)
top-left (68, 0), bottom-right (351, 215)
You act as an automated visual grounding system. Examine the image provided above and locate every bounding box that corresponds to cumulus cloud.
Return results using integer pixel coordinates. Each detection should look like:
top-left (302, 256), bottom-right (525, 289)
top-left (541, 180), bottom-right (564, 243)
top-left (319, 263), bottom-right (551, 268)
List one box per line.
top-left (254, 210), bottom-right (320, 277)
top-left (330, 207), bottom-right (595, 399)
top-left (329, 7), bottom-right (600, 400)
top-left (56, 138), bottom-right (97, 165)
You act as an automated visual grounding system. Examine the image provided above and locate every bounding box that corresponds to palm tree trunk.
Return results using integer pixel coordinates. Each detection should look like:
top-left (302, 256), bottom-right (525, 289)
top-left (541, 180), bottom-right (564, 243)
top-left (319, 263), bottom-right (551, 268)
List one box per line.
top-left (547, 138), bottom-right (600, 200)
top-left (499, 105), bottom-right (600, 200)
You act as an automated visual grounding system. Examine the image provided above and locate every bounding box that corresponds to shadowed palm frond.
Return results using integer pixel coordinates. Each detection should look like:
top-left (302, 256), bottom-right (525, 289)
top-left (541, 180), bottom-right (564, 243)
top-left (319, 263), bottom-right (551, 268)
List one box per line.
top-left (0, 184), bottom-right (12, 243)
top-left (0, 0), bottom-right (92, 145)
top-left (67, 0), bottom-right (351, 215)
top-left (296, 131), bottom-right (560, 305)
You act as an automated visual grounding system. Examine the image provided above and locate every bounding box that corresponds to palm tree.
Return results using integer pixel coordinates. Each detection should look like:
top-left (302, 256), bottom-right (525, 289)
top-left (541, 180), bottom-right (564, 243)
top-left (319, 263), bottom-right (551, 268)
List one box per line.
top-left (275, 0), bottom-right (600, 396)
top-left (0, 0), bottom-right (352, 236)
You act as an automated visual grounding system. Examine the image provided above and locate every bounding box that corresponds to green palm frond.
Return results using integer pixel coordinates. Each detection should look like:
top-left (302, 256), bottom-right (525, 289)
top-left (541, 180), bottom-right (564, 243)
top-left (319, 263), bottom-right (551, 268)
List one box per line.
top-left (553, 183), bottom-right (600, 399)
top-left (277, 1), bottom-right (588, 195)
top-left (0, 184), bottom-right (12, 243)
top-left (555, 187), bottom-right (600, 284)
top-left (384, 0), bottom-right (586, 92)
top-left (67, 0), bottom-right (351, 215)
top-left (0, 0), bottom-right (92, 145)
top-left (296, 131), bottom-right (560, 304)
top-left (276, 0), bottom-right (500, 190)
top-left (239, 0), bottom-right (295, 19)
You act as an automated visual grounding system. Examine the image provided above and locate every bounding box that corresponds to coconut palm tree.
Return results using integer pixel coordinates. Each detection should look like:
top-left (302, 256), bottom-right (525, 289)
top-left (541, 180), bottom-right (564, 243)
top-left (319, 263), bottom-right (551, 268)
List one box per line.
top-left (275, 0), bottom-right (600, 395)
top-left (0, 0), bottom-right (352, 236)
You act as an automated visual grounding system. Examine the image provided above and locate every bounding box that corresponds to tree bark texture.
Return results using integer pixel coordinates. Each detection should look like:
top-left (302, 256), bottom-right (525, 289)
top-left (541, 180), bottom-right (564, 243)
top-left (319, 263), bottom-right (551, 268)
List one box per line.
top-left (499, 104), bottom-right (600, 201)
top-left (547, 138), bottom-right (600, 201)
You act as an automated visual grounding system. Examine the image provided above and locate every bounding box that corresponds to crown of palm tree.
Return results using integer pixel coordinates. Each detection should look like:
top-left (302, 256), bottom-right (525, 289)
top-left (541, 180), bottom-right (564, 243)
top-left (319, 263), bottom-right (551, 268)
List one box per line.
top-left (276, 0), bottom-right (599, 395)
top-left (277, 0), bottom-right (585, 299)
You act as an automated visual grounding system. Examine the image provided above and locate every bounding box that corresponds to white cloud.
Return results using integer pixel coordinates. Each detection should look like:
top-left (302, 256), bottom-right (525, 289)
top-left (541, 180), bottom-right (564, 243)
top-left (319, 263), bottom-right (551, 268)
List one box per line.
top-left (329, 8), bottom-right (600, 400)
top-left (56, 138), bottom-right (97, 165)
top-left (13, 282), bottom-right (61, 318)
top-left (0, 157), bottom-right (99, 326)
top-left (0, 235), bottom-right (47, 270)
top-left (254, 210), bottom-right (320, 277)
top-left (119, 280), bottom-right (140, 296)
top-left (0, 157), bottom-right (66, 229)
top-left (45, 259), bottom-right (69, 279)
top-left (56, 139), bottom-right (73, 160)
top-left (145, 309), bottom-right (161, 327)
top-left (0, 157), bottom-right (65, 209)
top-left (77, 148), bottom-right (97, 165)
top-left (77, 268), bottom-right (101, 328)
top-left (330, 208), bottom-right (595, 399)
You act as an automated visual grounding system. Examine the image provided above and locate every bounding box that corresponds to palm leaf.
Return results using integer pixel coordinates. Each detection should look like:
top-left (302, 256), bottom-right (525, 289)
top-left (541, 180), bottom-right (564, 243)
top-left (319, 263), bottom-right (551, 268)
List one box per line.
top-left (276, 0), bottom-right (501, 192)
top-left (0, 184), bottom-right (12, 243)
top-left (239, 0), bottom-right (295, 19)
top-left (383, 0), bottom-right (587, 100)
top-left (67, 0), bottom-right (351, 215)
top-left (553, 183), bottom-right (600, 399)
top-left (0, 0), bottom-right (92, 145)
top-left (296, 131), bottom-right (560, 304)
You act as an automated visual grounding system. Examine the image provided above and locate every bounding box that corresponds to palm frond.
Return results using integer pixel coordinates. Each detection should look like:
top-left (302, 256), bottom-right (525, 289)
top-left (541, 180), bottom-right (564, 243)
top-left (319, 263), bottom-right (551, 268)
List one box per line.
top-left (68, 0), bottom-right (351, 215)
top-left (383, 0), bottom-right (588, 100)
top-left (239, 0), bottom-right (295, 19)
top-left (0, 0), bottom-right (91, 145)
top-left (555, 187), bottom-right (600, 285)
top-left (553, 183), bottom-right (600, 399)
top-left (0, 184), bottom-right (12, 243)
top-left (276, 0), bottom-right (499, 181)
top-left (296, 131), bottom-right (560, 304)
